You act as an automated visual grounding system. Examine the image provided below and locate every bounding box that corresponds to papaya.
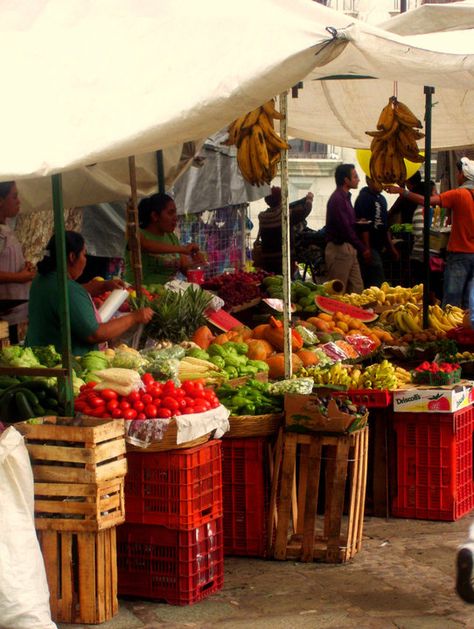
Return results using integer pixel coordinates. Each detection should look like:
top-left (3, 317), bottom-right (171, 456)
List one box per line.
top-left (192, 325), bottom-right (215, 349)
top-left (247, 339), bottom-right (274, 361)
top-left (230, 324), bottom-right (253, 341)
top-left (266, 353), bottom-right (303, 380)
top-left (252, 323), bottom-right (270, 339)
top-left (263, 317), bottom-right (304, 352)
top-left (296, 348), bottom-right (320, 367)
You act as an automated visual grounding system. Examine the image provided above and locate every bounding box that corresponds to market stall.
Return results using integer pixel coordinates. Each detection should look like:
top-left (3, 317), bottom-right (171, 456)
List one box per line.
top-left (2, 0), bottom-right (474, 625)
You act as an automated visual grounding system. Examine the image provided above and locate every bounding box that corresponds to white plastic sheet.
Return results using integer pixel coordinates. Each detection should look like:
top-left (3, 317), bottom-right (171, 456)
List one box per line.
top-left (0, 427), bottom-right (56, 629)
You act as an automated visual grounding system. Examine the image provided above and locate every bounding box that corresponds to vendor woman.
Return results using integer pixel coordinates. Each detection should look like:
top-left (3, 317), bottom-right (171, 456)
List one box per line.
top-left (26, 231), bottom-right (153, 356)
top-left (124, 193), bottom-right (206, 285)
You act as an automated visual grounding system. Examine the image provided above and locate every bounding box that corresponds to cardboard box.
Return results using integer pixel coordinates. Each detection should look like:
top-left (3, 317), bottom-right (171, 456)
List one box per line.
top-left (393, 381), bottom-right (473, 413)
top-left (284, 394), bottom-right (367, 433)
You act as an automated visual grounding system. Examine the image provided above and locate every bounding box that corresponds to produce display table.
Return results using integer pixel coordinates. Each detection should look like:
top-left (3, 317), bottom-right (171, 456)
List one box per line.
top-left (268, 426), bottom-right (368, 563)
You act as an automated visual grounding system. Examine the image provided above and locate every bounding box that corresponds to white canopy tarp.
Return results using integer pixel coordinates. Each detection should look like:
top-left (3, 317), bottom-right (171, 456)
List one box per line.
top-left (3, 0), bottom-right (474, 188)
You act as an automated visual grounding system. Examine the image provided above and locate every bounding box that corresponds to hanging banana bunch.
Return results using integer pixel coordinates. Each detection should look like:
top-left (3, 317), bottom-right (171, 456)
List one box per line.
top-left (224, 99), bottom-right (290, 186)
top-left (366, 96), bottom-right (424, 189)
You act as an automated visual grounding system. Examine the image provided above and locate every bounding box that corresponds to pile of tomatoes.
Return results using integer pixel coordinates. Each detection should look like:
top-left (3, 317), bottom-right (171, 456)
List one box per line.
top-left (74, 373), bottom-right (220, 420)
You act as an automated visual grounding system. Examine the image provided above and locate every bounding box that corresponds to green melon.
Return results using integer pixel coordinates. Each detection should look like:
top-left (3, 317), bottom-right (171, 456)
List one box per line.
top-left (314, 295), bottom-right (378, 322)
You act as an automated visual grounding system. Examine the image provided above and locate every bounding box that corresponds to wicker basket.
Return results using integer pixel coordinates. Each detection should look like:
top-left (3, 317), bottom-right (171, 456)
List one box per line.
top-left (126, 419), bottom-right (213, 452)
top-left (224, 412), bottom-right (283, 439)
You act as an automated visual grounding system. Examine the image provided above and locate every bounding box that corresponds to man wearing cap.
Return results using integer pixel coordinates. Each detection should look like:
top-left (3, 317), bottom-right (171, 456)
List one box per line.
top-left (386, 157), bottom-right (474, 308)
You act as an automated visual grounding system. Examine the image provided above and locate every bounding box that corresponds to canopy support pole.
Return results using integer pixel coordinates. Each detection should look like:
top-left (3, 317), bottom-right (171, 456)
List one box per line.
top-left (240, 204), bottom-right (247, 269)
top-left (52, 173), bottom-right (74, 415)
top-left (156, 150), bottom-right (165, 193)
top-left (422, 86), bottom-right (434, 329)
top-left (279, 90), bottom-right (292, 379)
top-left (127, 156), bottom-right (143, 300)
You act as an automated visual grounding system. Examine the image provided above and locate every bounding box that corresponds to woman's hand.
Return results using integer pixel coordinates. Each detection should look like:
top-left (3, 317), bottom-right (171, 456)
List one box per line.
top-left (18, 265), bottom-right (36, 282)
top-left (86, 278), bottom-right (126, 296)
top-left (133, 307), bottom-right (154, 324)
top-left (181, 243), bottom-right (200, 255)
top-left (384, 185), bottom-right (404, 195)
top-left (102, 278), bottom-right (126, 292)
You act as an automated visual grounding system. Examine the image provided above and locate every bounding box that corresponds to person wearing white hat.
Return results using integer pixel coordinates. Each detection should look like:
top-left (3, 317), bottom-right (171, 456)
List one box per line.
top-left (386, 157), bottom-right (474, 308)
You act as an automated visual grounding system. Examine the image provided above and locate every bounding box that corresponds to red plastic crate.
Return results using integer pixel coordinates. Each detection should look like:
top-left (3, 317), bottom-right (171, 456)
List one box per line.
top-left (392, 405), bottom-right (474, 521)
top-left (346, 389), bottom-right (392, 408)
top-left (222, 437), bottom-right (268, 557)
top-left (124, 440), bottom-right (223, 529)
top-left (116, 518), bottom-right (224, 605)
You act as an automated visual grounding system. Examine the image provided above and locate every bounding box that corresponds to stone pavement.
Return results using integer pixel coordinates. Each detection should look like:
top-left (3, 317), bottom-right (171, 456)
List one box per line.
top-left (59, 515), bottom-right (474, 629)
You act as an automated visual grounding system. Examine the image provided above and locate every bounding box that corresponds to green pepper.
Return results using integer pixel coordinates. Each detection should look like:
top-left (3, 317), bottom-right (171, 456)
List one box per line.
top-left (208, 344), bottom-right (226, 357)
top-left (187, 348), bottom-right (210, 361)
top-left (223, 341), bottom-right (249, 355)
top-left (209, 355), bottom-right (226, 369)
top-left (247, 359), bottom-right (270, 372)
top-left (223, 353), bottom-right (247, 368)
top-left (224, 365), bottom-right (239, 378)
top-left (238, 365), bottom-right (258, 376)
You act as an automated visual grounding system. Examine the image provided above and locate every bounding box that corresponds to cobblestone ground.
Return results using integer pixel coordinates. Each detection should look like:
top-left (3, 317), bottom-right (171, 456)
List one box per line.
top-left (59, 515), bottom-right (474, 629)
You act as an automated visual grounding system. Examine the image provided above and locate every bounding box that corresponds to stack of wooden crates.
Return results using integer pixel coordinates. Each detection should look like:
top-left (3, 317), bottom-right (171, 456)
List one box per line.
top-left (16, 416), bottom-right (127, 625)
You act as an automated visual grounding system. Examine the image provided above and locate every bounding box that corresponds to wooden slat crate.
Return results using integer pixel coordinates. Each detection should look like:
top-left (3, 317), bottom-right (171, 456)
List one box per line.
top-left (38, 527), bottom-right (118, 624)
top-left (268, 426), bottom-right (368, 563)
top-left (15, 416), bottom-right (127, 483)
top-left (34, 477), bottom-right (125, 531)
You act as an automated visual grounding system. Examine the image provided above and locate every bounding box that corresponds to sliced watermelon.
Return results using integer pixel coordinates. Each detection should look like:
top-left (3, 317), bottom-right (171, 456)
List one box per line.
top-left (314, 295), bottom-right (378, 322)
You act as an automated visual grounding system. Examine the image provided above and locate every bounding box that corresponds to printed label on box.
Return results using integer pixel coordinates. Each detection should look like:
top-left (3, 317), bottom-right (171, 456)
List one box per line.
top-left (393, 381), bottom-right (473, 413)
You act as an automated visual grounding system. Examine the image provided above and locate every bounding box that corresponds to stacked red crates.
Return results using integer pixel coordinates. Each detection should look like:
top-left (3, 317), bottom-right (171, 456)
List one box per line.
top-left (222, 437), bottom-right (268, 557)
top-left (392, 405), bottom-right (474, 521)
top-left (117, 440), bottom-right (224, 605)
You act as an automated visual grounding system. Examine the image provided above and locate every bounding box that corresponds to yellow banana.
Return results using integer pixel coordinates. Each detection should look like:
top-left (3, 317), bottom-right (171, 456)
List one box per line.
top-left (377, 98), bottom-right (396, 131)
top-left (251, 124), bottom-right (270, 171)
top-left (402, 311), bottom-right (423, 334)
top-left (237, 134), bottom-right (255, 185)
top-left (225, 112), bottom-right (249, 146)
top-left (262, 123), bottom-right (290, 152)
top-left (262, 99), bottom-right (285, 120)
top-left (394, 100), bottom-right (423, 129)
top-left (241, 107), bottom-right (263, 131)
top-left (257, 109), bottom-right (275, 136)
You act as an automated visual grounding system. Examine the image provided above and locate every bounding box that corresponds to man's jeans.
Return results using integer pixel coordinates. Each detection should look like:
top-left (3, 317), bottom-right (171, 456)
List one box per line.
top-left (442, 253), bottom-right (474, 309)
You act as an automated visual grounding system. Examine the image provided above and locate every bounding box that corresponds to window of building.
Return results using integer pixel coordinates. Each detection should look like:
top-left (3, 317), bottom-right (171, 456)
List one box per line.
top-left (289, 139), bottom-right (329, 159)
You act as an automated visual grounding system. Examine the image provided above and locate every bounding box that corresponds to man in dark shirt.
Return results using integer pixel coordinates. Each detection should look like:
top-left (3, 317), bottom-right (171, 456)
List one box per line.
top-left (354, 177), bottom-right (399, 287)
top-left (325, 163), bottom-right (370, 293)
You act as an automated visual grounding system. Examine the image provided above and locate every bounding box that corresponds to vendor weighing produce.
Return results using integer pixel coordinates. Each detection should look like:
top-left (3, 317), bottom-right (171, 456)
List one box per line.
top-left (26, 231), bottom-right (153, 355)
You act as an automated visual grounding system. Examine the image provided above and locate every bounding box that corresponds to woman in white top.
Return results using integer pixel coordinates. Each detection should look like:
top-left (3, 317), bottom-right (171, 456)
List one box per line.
top-left (0, 181), bottom-right (35, 342)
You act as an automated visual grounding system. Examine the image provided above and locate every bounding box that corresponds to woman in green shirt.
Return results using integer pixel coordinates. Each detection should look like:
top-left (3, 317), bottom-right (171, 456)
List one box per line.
top-left (125, 193), bottom-right (205, 285)
top-left (26, 231), bottom-right (153, 356)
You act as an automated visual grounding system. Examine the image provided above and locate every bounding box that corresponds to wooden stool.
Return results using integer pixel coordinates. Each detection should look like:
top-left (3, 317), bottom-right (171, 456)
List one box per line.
top-left (267, 426), bottom-right (368, 563)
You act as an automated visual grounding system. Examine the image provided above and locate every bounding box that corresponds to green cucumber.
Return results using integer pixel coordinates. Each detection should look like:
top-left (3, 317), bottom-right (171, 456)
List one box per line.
top-left (0, 376), bottom-right (21, 388)
top-left (14, 391), bottom-right (36, 421)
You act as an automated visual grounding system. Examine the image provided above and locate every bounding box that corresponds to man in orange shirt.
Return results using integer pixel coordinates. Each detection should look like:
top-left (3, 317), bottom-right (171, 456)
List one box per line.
top-left (386, 157), bottom-right (474, 308)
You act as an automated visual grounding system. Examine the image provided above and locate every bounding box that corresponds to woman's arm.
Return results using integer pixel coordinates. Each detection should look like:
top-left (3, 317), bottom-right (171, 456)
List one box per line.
top-left (0, 266), bottom-right (35, 283)
top-left (140, 233), bottom-right (199, 256)
top-left (385, 185), bottom-right (441, 208)
top-left (85, 307), bottom-right (154, 344)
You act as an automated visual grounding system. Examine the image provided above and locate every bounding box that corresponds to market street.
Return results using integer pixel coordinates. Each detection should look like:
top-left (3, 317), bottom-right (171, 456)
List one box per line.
top-left (59, 514), bottom-right (474, 629)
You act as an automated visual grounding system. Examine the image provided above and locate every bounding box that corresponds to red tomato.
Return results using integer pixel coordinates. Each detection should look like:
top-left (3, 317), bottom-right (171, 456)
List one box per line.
top-left (182, 407), bottom-right (195, 415)
top-left (174, 388), bottom-right (185, 399)
top-left (182, 381), bottom-right (196, 395)
top-left (112, 408), bottom-right (124, 418)
top-left (85, 381), bottom-right (98, 389)
top-left (89, 396), bottom-right (106, 408)
top-left (145, 404), bottom-right (158, 418)
top-left (156, 407), bottom-right (172, 419)
top-left (141, 393), bottom-right (153, 405)
top-left (183, 396), bottom-right (195, 407)
top-left (127, 390), bottom-right (141, 403)
top-left (136, 412), bottom-right (146, 420)
top-left (193, 403), bottom-right (208, 414)
top-left (210, 399), bottom-right (220, 409)
top-left (162, 380), bottom-right (176, 396)
top-left (74, 400), bottom-right (87, 411)
top-left (141, 373), bottom-right (155, 387)
top-left (100, 412), bottom-right (112, 419)
top-left (123, 408), bottom-right (137, 420)
top-left (178, 398), bottom-right (187, 409)
top-left (175, 410), bottom-right (182, 416)
top-left (119, 400), bottom-right (131, 410)
top-left (150, 383), bottom-right (163, 397)
top-left (106, 399), bottom-right (119, 411)
top-left (193, 382), bottom-right (205, 395)
top-left (133, 400), bottom-right (145, 412)
top-left (162, 396), bottom-right (179, 411)
top-left (99, 389), bottom-right (118, 400)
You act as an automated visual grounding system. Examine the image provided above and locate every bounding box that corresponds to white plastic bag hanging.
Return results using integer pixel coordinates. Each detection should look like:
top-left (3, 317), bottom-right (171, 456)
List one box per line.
top-left (0, 426), bottom-right (56, 629)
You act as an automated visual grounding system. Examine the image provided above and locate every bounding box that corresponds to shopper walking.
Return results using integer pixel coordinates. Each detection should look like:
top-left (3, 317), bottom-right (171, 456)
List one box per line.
top-left (324, 164), bottom-right (370, 294)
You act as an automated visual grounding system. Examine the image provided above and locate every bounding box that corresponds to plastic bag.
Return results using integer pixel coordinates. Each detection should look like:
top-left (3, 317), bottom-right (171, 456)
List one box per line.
top-left (0, 427), bottom-right (57, 629)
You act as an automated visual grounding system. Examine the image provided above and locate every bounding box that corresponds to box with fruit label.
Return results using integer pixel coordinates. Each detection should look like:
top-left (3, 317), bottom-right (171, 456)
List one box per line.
top-left (393, 381), bottom-right (473, 413)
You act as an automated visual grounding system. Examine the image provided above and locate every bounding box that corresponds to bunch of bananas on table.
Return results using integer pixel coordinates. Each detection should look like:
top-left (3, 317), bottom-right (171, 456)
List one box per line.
top-left (366, 96), bottom-right (424, 188)
top-left (380, 303), bottom-right (464, 335)
top-left (338, 283), bottom-right (423, 308)
top-left (225, 99), bottom-right (290, 186)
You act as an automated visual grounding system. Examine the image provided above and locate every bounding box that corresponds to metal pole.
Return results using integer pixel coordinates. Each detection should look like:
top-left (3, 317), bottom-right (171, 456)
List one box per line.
top-left (52, 173), bottom-right (74, 415)
top-left (423, 86), bottom-right (435, 329)
top-left (240, 205), bottom-right (247, 269)
top-left (156, 150), bottom-right (165, 193)
top-left (279, 90), bottom-right (292, 379)
top-left (128, 156), bottom-right (143, 300)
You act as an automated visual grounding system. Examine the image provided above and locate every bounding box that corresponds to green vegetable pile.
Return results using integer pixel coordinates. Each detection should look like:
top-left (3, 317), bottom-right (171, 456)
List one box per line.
top-left (216, 379), bottom-right (283, 416)
top-left (0, 377), bottom-right (65, 422)
top-left (188, 342), bottom-right (269, 380)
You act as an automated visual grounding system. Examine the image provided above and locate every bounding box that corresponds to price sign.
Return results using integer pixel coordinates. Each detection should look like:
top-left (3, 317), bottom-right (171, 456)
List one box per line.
top-left (206, 308), bottom-right (243, 332)
top-left (262, 298), bottom-right (296, 313)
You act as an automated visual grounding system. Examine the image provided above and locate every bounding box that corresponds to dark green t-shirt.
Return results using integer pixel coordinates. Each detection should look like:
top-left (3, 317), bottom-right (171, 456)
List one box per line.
top-left (26, 271), bottom-right (100, 356)
top-left (125, 230), bottom-right (181, 286)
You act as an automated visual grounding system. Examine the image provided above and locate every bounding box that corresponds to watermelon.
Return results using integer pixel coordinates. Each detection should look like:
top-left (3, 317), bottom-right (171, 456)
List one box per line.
top-left (314, 295), bottom-right (378, 322)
